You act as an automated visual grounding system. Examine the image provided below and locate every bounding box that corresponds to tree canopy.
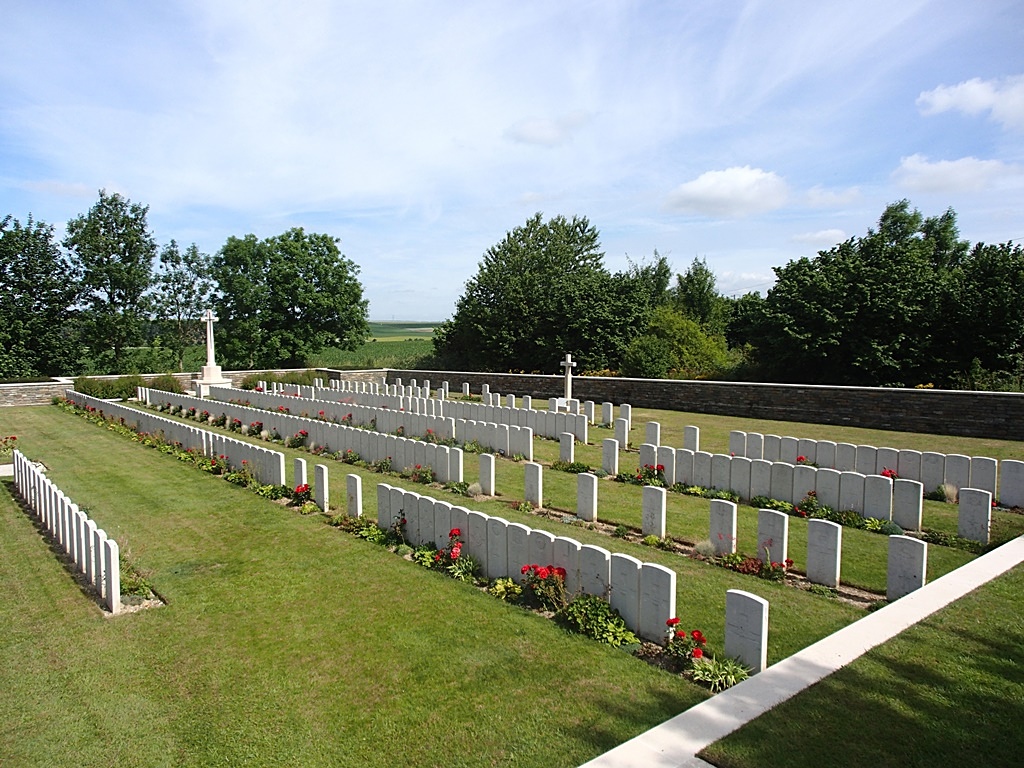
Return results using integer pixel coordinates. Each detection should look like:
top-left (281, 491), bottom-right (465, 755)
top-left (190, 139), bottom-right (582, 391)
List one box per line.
top-left (64, 190), bottom-right (156, 371)
top-left (432, 213), bottom-right (668, 373)
top-left (212, 228), bottom-right (369, 369)
top-left (153, 240), bottom-right (215, 372)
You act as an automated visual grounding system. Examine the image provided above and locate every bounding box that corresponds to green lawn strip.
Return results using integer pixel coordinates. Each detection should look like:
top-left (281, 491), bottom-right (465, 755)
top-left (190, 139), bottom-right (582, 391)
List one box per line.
top-left (0, 407), bottom-right (703, 767)
top-left (698, 562), bottom-right (1024, 768)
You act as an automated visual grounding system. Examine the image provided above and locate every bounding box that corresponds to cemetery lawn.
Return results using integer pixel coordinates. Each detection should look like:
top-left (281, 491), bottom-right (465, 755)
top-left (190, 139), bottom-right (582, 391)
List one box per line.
top-left (699, 562), bottom-right (1024, 768)
top-left (0, 407), bottom-right (705, 768)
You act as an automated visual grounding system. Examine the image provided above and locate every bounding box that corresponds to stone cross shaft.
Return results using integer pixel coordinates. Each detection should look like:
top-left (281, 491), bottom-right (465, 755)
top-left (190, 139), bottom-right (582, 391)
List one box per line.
top-left (560, 352), bottom-right (577, 400)
top-left (203, 309), bottom-right (218, 368)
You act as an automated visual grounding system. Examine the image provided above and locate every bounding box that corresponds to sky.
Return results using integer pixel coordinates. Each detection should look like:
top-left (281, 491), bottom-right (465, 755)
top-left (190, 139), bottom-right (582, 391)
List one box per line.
top-left (2, 1), bottom-right (1023, 321)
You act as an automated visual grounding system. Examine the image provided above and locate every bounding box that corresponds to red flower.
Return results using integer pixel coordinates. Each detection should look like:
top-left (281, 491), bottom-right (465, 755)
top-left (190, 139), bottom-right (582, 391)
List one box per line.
top-left (554, 567), bottom-right (567, 578)
top-left (521, 564), bottom-right (531, 574)
top-left (797, 455), bottom-right (806, 463)
top-left (449, 528), bottom-right (461, 538)
top-left (666, 617), bottom-right (680, 627)
top-left (692, 647), bottom-right (703, 659)
top-left (656, 464), bottom-right (664, 471)
top-left (536, 567), bottom-right (550, 579)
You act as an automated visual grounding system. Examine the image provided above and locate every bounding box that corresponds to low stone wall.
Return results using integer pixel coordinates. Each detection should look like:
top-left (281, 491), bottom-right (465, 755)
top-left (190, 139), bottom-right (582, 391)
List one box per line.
top-left (385, 369), bottom-right (1024, 441)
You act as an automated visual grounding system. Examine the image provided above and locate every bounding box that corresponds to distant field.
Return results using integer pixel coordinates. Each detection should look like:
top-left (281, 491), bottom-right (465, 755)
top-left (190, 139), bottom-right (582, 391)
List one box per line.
top-left (311, 338), bottom-right (433, 370)
top-left (367, 321), bottom-right (437, 341)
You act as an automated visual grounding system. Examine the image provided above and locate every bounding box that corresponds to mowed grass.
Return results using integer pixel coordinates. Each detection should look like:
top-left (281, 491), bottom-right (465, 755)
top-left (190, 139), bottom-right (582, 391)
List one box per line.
top-left (0, 407), bottom-right (704, 768)
top-left (699, 562), bottom-right (1024, 768)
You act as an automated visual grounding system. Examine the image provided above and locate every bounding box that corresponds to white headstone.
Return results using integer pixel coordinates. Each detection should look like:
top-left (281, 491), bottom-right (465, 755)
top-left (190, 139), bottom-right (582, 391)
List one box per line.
top-left (480, 453), bottom-right (495, 496)
top-left (958, 487), bottom-right (992, 544)
top-left (863, 475), bottom-right (893, 521)
top-left (757, 509), bottom-right (789, 565)
top-left (579, 544), bottom-right (611, 597)
top-left (638, 563), bottom-right (676, 644)
top-left (710, 499), bottom-right (737, 555)
top-left (485, 516), bottom-right (509, 580)
top-left (645, 421), bottom-right (661, 446)
top-left (887, 535), bottom-right (927, 600)
top-left (559, 432), bottom-right (576, 464)
top-left (346, 474), bottom-right (362, 518)
top-left (725, 590), bottom-right (769, 674)
top-left (614, 418), bottom-right (629, 450)
top-left (577, 473), bottom-right (598, 522)
top-left (524, 462), bottom-right (543, 508)
top-left (683, 425), bottom-right (700, 452)
top-left (892, 479), bottom-right (923, 531)
top-left (609, 553), bottom-right (642, 633)
top-left (602, 438), bottom-right (619, 476)
top-left (806, 519), bottom-right (842, 588)
top-left (642, 486), bottom-right (667, 538)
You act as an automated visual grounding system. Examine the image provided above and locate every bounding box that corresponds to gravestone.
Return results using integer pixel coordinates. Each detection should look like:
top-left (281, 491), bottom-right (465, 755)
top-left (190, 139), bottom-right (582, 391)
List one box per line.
top-left (839, 471), bottom-right (864, 514)
top-left (863, 475), bottom-right (893, 521)
top-left (433, 500), bottom-right (453, 550)
top-left (780, 436), bottom-right (799, 464)
top-left (958, 488), bottom-right (991, 544)
top-left (806, 519), bottom-right (842, 588)
top-left (645, 421), bottom-right (661, 446)
top-left (729, 456), bottom-right (752, 500)
top-left (639, 443), bottom-right (657, 470)
top-left (642, 486), bottom-right (667, 538)
top-left (346, 474), bottom-right (362, 518)
top-left (970, 457), bottom-right (998, 496)
top-left (620, 403), bottom-right (632, 429)
top-left (729, 431), bottom-right (746, 457)
top-left (560, 352), bottom-right (577, 400)
top-left (921, 452), bottom-right (945, 495)
top-left (692, 451), bottom-right (712, 488)
top-left (602, 438), bottom-right (619, 476)
top-left (710, 499), bottom-right (737, 555)
top-left (377, 483), bottom-right (393, 530)
top-left (552, 537), bottom-right (582, 595)
top-left (770, 462), bottom-right (794, 504)
top-left (466, 511), bottom-right (489, 574)
top-left (560, 432), bottom-right (576, 464)
top-left (898, 450), bottom-right (922, 482)
top-left (757, 509), bottom-right (789, 564)
top-left (293, 457), bottom-right (307, 489)
top-left (792, 464), bottom-right (817, 503)
top-left (657, 446), bottom-right (676, 486)
top-left (579, 544), bottom-right (611, 597)
top-left (639, 563), bottom-right (676, 644)
top-left (524, 462), bottom-right (543, 508)
top-left (746, 432), bottom-right (763, 460)
top-left (314, 464), bottom-right (329, 511)
top-left (1000, 460), bottom-right (1024, 507)
top-left (763, 434), bottom-right (781, 462)
top-left (855, 445), bottom-right (877, 476)
top-left (507, 523), bottom-right (531, 580)
top-left (892, 479), bottom-right (923, 531)
top-left (418, 495), bottom-right (436, 549)
top-left (945, 454), bottom-right (971, 491)
top-left (835, 443), bottom-right (856, 472)
top-left (614, 418), bottom-right (629, 450)
top-left (609, 553), bottom-right (642, 633)
top-left (725, 590), bottom-right (769, 674)
top-left (577, 473), bottom-right (598, 522)
top-left (887, 535), bottom-right (927, 600)
top-left (486, 516), bottom-right (509, 580)
top-left (676, 449), bottom-right (694, 486)
top-left (529, 528), bottom-right (555, 567)
top-left (583, 400), bottom-right (595, 423)
top-left (816, 440), bottom-right (837, 469)
top-left (797, 438), bottom-right (817, 465)
top-left (876, 447), bottom-right (899, 476)
top-left (816, 467), bottom-right (841, 510)
top-left (749, 459), bottom-right (772, 499)
top-left (522, 395), bottom-right (532, 410)
top-left (601, 402), bottom-right (613, 425)
top-left (103, 537), bottom-right (121, 613)
top-left (480, 454), bottom-right (495, 496)
top-left (683, 425), bottom-right (700, 452)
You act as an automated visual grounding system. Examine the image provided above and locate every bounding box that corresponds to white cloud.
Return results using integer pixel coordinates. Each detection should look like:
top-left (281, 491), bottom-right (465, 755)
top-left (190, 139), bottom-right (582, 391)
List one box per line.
top-left (792, 229), bottom-right (847, 247)
top-left (917, 75), bottom-right (1024, 131)
top-left (666, 166), bottom-right (788, 218)
top-left (893, 153), bottom-right (1019, 193)
top-left (805, 185), bottom-right (860, 208)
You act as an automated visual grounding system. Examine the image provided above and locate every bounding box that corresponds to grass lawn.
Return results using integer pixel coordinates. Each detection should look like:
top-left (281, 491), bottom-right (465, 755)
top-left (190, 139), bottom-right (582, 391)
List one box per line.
top-left (699, 562), bottom-right (1024, 767)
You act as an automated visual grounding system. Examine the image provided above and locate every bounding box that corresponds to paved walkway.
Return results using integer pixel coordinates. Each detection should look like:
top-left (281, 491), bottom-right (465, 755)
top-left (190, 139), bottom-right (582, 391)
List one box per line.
top-left (580, 534), bottom-right (1024, 768)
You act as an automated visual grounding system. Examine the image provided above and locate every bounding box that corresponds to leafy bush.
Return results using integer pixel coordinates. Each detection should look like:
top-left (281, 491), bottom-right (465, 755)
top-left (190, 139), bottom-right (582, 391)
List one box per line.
top-left (73, 374), bottom-right (146, 400)
top-left (551, 460), bottom-right (593, 474)
top-left (919, 530), bottom-right (983, 554)
top-left (557, 595), bottom-right (639, 647)
top-left (147, 373), bottom-right (184, 394)
top-left (691, 656), bottom-right (751, 692)
top-left (520, 563), bottom-right (568, 611)
top-left (487, 577), bottom-right (523, 602)
top-left (663, 618), bottom-right (708, 672)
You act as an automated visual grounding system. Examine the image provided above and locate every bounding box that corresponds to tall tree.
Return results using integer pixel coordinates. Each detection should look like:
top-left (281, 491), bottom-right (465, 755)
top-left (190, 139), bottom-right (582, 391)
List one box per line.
top-left (0, 214), bottom-right (82, 377)
top-left (64, 190), bottom-right (156, 371)
top-left (213, 228), bottom-right (369, 369)
top-left (748, 200), bottom-right (967, 386)
top-left (433, 213), bottom-right (667, 373)
top-left (152, 240), bottom-right (215, 371)
top-left (670, 256), bottom-right (731, 336)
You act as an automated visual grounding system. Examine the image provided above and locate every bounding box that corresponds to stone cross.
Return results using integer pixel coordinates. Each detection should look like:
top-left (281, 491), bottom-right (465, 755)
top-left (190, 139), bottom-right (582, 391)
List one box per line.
top-left (203, 309), bottom-right (218, 368)
top-left (560, 353), bottom-right (577, 400)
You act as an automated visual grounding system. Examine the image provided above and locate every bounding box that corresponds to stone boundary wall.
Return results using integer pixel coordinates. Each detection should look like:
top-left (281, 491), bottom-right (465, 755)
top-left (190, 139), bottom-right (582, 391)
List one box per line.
top-left (384, 369), bottom-right (1024, 441)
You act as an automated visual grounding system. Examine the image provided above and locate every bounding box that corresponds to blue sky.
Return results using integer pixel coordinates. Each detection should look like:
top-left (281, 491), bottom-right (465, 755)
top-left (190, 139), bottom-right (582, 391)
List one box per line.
top-left (2, 1), bottom-right (1022, 321)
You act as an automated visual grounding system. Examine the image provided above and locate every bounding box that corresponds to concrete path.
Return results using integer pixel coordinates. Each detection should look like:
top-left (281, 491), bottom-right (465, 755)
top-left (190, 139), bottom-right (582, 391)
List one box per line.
top-left (580, 534), bottom-right (1024, 768)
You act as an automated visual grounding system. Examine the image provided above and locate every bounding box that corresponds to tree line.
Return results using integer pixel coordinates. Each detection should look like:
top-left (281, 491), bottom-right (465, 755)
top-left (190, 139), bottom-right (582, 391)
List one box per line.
top-left (1, 190), bottom-right (369, 379)
top-left (434, 202), bottom-right (1024, 390)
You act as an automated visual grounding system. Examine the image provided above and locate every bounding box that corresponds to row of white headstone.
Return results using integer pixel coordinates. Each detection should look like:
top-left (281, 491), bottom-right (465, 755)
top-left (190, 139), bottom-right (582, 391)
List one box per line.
top-left (69, 390), bottom-right (287, 485)
top-left (727, 429), bottom-right (1003, 498)
top-left (371, 482), bottom-right (770, 671)
top-left (12, 449), bottom-right (122, 613)
top-left (137, 387), bottom-right (463, 483)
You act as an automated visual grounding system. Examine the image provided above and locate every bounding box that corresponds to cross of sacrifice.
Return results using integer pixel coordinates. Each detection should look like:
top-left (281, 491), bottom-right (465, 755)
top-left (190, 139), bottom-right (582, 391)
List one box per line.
top-left (560, 352), bottom-right (577, 400)
top-left (202, 309), bottom-right (219, 368)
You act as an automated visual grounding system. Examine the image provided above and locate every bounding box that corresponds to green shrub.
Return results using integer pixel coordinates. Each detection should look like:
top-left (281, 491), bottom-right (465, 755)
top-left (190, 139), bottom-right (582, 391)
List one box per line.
top-left (551, 460), bottom-right (593, 474)
top-left (557, 595), bottom-right (639, 647)
top-left (487, 577), bottom-right (523, 602)
top-left (690, 656), bottom-right (750, 692)
top-left (146, 373), bottom-right (184, 394)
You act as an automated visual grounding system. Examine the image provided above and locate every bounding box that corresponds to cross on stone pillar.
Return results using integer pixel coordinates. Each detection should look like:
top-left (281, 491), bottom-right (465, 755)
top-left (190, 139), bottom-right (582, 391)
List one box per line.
top-left (202, 309), bottom-right (218, 368)
top-left (560, 353), bottom-right (577, 400)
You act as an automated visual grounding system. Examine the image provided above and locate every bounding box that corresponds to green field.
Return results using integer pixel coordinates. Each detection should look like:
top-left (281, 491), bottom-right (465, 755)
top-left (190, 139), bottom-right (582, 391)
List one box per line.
top-left (309, 322), bottom-right (436, 369)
